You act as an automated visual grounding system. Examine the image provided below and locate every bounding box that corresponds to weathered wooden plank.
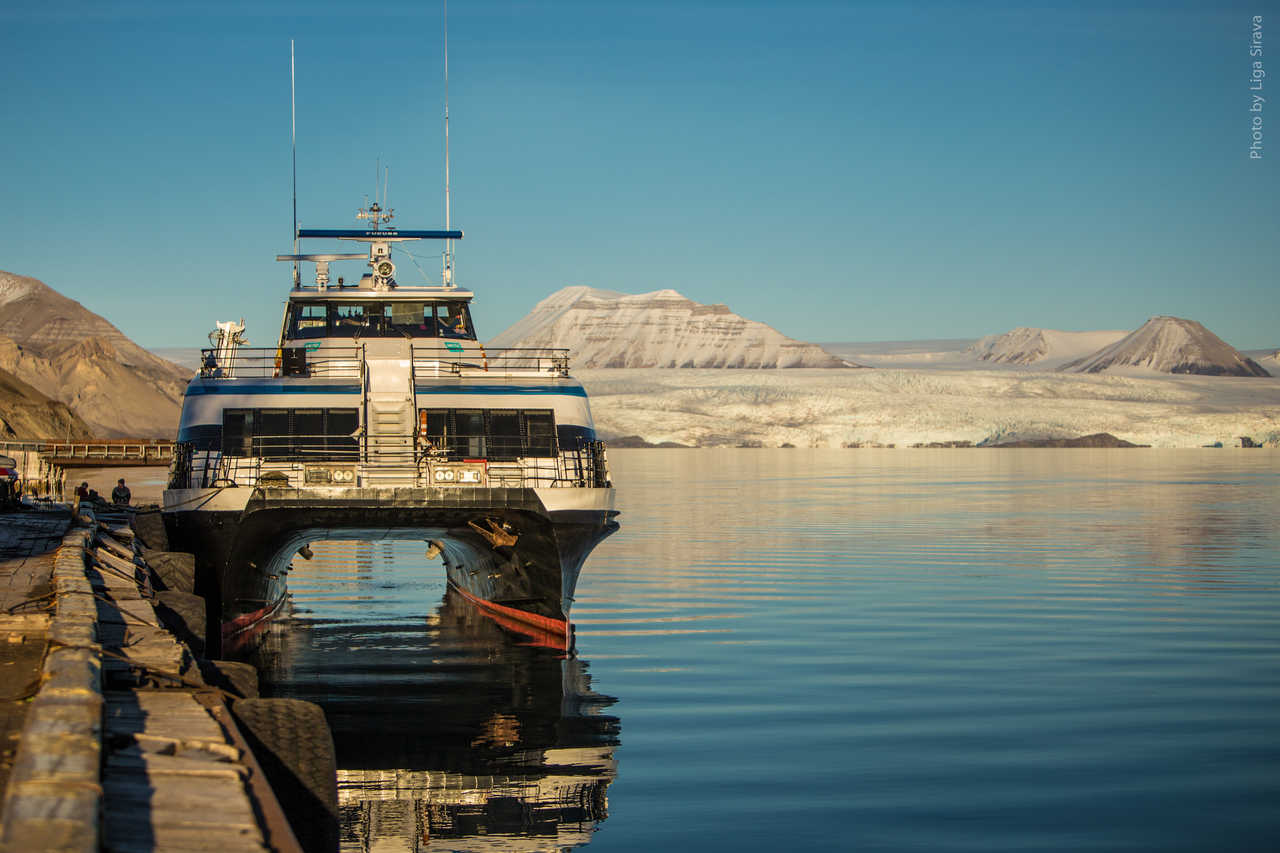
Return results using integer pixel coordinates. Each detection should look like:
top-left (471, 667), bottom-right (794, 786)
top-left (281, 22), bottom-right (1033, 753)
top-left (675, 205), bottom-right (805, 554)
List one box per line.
top-left (103, 824), bottom-right (268, 853)
top-left (104, 782), bottom-right (259, 814)
top-left (95, 537), bottom-right (138, 564)
top-left (94, 598), bottom-right (162, 628)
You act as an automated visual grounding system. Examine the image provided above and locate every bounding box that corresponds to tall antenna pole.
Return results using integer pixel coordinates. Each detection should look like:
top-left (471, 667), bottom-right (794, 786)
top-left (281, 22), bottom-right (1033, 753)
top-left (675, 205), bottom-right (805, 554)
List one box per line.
top-left (291, 40), bottom-right (298, 288)
top-left (443, 0), bottom-right (453, 287)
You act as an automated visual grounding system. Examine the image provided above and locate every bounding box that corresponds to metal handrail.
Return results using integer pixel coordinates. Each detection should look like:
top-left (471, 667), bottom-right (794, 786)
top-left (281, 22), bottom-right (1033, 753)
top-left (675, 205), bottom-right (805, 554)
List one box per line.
top-left (197, 346), bottom-right (364, 379)
top-left (195, 345), bottom-right (571, 380)
top-left (411, 345), bottom-right (571, 377)
top-left (169, 438), bottom-right (611, 490)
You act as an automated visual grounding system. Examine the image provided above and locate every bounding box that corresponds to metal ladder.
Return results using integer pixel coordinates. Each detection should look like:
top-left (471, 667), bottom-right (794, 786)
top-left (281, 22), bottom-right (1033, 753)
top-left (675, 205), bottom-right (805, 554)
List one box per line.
top-left (362, 356), bottom-right (417, 486)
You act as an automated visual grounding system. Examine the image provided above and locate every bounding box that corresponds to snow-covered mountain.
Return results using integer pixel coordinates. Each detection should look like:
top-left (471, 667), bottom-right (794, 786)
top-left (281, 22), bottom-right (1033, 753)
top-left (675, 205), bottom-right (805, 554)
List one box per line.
top-left (1059, 316), bottom-right (1270, 377)
top-left (487, 286), bottom-right (852, 368)
top-left (966, 327), bottom-right (1127, 367)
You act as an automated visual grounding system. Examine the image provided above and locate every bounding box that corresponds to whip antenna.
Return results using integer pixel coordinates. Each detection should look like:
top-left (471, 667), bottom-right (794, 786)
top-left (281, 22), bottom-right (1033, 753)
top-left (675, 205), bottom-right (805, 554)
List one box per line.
top-left (291, 40), bottom-right (298, 287)
top-left (442, 0), bottom-right (454, 287)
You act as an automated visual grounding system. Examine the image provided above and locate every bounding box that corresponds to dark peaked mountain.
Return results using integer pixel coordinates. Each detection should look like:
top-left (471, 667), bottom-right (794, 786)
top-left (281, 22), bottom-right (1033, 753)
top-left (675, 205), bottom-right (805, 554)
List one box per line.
top-left (1059, 316), bottom-right (1270, 377)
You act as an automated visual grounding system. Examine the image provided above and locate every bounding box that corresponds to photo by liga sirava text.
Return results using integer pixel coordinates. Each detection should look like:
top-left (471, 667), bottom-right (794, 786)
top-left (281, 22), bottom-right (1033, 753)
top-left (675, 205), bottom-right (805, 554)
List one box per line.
top-left (1250, 15), bottom-right (1264, 159)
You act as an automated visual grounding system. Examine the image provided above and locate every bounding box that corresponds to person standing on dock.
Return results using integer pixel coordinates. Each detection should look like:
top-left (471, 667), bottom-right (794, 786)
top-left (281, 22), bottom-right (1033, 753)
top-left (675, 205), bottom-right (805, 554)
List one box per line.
top-left (75, 481), bottom-right (90, 501)
top-left (111, 478), bottom-right (131, 505)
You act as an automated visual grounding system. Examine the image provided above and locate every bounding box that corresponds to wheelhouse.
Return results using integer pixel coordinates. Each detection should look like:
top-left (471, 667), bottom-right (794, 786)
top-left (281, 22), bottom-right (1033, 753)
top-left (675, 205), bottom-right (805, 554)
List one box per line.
top-left (284, 295), bottom-right (477, 341)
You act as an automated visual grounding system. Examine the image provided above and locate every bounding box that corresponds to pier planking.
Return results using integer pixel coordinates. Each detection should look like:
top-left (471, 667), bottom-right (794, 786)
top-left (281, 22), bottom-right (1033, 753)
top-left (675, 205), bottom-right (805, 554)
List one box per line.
top-left (0, 503), bottom-right (303, 852)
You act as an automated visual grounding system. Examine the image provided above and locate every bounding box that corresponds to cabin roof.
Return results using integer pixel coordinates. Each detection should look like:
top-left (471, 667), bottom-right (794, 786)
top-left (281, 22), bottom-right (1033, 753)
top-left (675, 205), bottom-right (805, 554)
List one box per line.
top-left (288, 285), bottom-right (475, 302)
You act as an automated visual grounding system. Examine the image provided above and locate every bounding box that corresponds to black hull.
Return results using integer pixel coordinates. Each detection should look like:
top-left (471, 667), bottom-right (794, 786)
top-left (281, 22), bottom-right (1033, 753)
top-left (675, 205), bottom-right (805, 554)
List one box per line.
top-left (163, 486), bottom-right (617, 656)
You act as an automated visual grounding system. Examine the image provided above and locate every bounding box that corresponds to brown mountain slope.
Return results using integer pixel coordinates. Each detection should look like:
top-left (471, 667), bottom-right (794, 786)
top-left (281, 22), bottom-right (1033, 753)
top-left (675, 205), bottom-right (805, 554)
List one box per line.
top-left (0, 336), bottom-right (189, 438)
top-left (0, 366), bottom-right (93, 440)
top-left (0, 270), bottom-right (192, 437)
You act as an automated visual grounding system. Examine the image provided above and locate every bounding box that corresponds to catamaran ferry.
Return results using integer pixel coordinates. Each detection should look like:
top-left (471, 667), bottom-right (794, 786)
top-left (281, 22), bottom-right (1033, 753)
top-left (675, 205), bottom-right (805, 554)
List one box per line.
top-left (161, 202), bottom-right (617, 654)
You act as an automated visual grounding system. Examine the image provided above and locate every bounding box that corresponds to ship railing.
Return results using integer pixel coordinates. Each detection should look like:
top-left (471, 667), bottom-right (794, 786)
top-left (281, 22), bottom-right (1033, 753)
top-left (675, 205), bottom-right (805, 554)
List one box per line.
top-left (169, 438), bottom-right (612, 489)
top-left (411, 345), bottom-right (572, 378)
top-left (196, 346), bottom-right (364, 379)
top-left (193, 345), bottom-right (567, 379)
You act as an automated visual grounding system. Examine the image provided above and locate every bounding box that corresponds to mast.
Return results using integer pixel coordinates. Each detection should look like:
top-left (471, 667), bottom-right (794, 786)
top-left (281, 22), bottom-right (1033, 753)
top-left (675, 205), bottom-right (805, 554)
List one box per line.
top-left (291, 40), bottom-right (299, 288)
top-left (442, 0), bottom-right (454, 288)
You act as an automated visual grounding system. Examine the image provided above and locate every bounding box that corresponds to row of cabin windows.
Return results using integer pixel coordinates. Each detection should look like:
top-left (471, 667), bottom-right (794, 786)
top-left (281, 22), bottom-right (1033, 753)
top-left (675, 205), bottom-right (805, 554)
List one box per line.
top-left (223, 408), bottom-right (360, 459)
top-left (286, 301), bottom-right (476, 341)
top-left (419, 409), bottom-right (557, 460)
top-left (219, 407), bottom-right (557, 461)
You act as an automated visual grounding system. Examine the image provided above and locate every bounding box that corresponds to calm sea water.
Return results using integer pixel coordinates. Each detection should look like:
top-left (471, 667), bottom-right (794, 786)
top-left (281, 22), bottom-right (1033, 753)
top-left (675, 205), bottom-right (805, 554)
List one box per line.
top-left (255, 449), bottom-right (1280, 852)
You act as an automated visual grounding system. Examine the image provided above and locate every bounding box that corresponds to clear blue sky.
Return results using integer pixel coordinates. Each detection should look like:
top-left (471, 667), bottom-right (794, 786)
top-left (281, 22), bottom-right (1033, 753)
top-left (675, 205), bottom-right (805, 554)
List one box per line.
top-left (2, 1), bottom-right (1277, 349)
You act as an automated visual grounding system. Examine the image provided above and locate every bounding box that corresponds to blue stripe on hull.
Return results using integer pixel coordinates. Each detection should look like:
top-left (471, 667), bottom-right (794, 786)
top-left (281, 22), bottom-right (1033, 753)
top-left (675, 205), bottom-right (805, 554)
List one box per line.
top-left (185, 383), bottom-right (360, 396)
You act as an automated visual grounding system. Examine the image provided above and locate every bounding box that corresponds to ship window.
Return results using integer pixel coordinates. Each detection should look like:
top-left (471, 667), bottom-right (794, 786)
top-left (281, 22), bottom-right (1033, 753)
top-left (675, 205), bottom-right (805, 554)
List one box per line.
top-left (454, 410), bottom-right (486, 458)
top-left (415, 408), bottom-right (559, 460)
top-left (334, 304), bottom-right (366, 331)
top-left (222, 410), bottom-right (252, 456)
top-left (293, 409), bottom-right (324, 455)
top-left (437, 302), bottom-right (475, 340)
top-left (524, 410), bottom-right (557, 457)
top-left (387, 302), bottom-right (422, 337)
top-left (326, 408), bottom-right (359, 456)
top-left (219, 407), bottom-right (359, 459)
top-left (367, 303), bottom-right (394, 335)
top-left (287, 301), bottom-right (471, 340)
top-left (488, 411), bottom-right (522, 461)
top-left (292, 304), bottom-right (328, 339)
top-left (254, 409), bottom-right (290, 459)
top-left (421, 409), bottom-right (449, 450)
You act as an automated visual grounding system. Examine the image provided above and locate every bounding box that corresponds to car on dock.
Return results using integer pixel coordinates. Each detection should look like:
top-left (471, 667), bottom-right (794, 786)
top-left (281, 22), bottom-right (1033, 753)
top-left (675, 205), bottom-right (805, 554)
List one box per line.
top-left (0, 454), bottom-right (19, 510)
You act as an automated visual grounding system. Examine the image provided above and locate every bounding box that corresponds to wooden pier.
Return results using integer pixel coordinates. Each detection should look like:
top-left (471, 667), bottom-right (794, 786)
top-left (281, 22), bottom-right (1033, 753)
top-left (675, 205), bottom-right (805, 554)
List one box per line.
top-left (0, 504), bottom-right (333, 852)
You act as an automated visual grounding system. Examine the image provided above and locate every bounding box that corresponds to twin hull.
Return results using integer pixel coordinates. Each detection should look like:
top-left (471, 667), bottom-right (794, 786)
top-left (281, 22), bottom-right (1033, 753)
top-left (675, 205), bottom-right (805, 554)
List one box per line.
top-left (163, 483), bottom-right (617, 654)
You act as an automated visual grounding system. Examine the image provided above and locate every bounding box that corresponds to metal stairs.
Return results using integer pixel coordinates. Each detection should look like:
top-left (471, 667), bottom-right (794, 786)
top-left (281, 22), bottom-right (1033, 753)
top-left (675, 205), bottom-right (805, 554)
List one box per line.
top-left (363, 357), bottom-right (417, 486)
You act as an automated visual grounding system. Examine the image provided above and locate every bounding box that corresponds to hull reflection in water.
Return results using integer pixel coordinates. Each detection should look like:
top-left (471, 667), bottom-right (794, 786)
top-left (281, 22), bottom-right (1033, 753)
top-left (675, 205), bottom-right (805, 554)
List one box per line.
top-left (251, 541), bottom-right (620, 852)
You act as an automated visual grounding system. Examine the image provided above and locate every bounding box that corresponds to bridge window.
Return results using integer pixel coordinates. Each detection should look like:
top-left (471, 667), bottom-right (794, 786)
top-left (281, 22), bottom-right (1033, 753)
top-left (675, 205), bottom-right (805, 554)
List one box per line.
top-left (295, 304), bottom-right (327, 335)
top-left (418, 408), bottom-right (559, 461)
top-left (436, 302), bottom-right (475, 340)
top-left (285, 300), bottom-right (477, 341)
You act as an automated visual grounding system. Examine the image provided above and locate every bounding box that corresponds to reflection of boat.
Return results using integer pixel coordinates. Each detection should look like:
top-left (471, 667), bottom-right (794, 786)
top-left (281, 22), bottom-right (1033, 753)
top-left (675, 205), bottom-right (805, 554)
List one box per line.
top-left (161, 198), bottom-right (618, 654)
top-left (254, 584), bottom-right (620, 850)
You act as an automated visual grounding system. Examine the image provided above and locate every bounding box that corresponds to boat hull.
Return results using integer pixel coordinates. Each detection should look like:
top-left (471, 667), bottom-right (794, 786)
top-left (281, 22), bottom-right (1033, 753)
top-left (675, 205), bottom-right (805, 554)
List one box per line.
top-left (162, 485), bottom-right (617, 655)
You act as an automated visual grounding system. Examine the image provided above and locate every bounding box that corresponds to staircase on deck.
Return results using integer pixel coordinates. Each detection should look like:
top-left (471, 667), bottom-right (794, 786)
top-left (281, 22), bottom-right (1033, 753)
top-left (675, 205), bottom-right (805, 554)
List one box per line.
top-left (363, 358), bottom-right (418, 487)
